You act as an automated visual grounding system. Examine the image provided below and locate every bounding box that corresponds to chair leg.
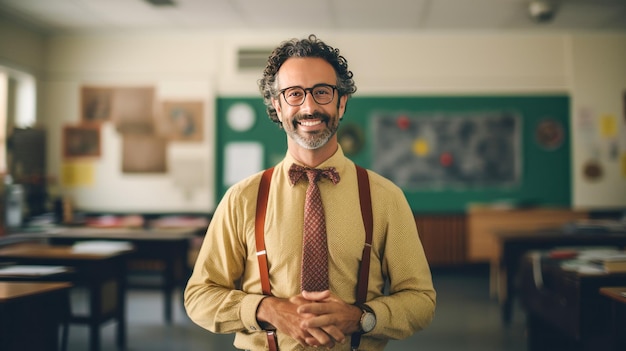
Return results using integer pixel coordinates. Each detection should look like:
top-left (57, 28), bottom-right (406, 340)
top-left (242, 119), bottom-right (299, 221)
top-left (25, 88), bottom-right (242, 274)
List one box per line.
top-left (59, 289), bottom-right (71, 351)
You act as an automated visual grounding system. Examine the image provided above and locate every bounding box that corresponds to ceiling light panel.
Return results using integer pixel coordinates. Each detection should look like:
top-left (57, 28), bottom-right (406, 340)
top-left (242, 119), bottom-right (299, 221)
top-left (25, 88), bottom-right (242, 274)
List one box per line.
top-left (332, 0), bottom-right (429, 29)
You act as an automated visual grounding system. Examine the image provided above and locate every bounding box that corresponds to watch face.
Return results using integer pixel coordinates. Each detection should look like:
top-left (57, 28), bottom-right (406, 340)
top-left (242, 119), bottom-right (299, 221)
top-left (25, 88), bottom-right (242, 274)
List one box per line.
top-left (361, 312), bottom-right (376, 333)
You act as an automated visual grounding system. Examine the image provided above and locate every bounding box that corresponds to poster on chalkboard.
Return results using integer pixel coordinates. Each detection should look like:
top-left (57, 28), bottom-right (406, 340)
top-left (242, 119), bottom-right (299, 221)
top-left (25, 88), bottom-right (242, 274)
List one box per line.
top-left (372, 111), bottom-right (521, 189)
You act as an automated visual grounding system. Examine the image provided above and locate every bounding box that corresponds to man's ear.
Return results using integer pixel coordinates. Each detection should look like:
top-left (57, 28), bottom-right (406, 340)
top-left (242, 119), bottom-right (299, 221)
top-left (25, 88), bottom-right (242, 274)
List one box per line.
top-left (271, 97), bottom-right (283, 122)
top-left (337, 95), bottom-right (348, 119)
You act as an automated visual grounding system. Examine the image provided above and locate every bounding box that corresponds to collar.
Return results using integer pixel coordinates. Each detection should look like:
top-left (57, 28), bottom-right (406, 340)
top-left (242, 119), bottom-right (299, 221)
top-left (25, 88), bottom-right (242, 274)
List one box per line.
top-left (281, 145), bottom-right (349, 182)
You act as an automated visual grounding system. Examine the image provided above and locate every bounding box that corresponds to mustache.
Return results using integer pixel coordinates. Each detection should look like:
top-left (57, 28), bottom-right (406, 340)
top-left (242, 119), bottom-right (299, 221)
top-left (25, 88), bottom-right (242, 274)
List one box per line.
top-left (293, 112), bottom-right (331, 126)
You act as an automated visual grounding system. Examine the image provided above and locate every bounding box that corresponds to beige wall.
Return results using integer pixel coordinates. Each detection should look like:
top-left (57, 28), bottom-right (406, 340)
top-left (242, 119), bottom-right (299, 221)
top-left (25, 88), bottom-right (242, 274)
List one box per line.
top-left (0, 18), bottom-right (45, 75)
top-left (1, 21), bottom-right (625, 213)
top-left (570, 34), bottom-right (626, 209)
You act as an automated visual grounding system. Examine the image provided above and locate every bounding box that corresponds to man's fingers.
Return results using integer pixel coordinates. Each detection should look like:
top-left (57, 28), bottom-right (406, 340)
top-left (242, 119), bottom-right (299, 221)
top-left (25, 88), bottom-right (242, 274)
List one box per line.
top-left (322, 325), bottom-right (346, 344)
top-left (301, 289), bottom-right (332, 301)
top-left (304, 327), bottom-right (335, 348)
top-left (297, 302), bottom-right (325, 315)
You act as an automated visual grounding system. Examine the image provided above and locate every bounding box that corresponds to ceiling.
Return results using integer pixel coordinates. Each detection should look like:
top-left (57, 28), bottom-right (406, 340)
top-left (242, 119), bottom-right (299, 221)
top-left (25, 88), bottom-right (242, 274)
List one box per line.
top-left (0, 0), bottom-right (625, 35)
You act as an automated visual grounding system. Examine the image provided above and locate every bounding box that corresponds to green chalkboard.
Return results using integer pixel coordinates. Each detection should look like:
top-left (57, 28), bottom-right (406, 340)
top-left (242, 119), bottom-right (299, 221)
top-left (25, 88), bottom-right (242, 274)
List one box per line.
top-left (216, 95), bottom-right (571, 213)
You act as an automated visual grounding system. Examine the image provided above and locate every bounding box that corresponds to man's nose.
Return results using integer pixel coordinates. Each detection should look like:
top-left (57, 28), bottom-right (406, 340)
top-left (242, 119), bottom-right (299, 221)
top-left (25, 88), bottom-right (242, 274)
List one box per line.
top-left (299, 92), bottom-right (319, 114)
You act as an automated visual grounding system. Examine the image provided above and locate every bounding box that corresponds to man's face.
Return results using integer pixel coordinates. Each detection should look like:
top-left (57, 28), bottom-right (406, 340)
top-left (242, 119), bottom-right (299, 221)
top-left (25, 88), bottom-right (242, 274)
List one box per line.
top-left (271, 57), bottom-right (347, 150)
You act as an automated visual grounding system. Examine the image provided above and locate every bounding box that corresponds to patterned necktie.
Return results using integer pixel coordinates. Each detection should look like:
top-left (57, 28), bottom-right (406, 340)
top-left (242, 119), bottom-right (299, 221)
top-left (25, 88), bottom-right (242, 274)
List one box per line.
top-left (288, 164), bottom-right (340, 292)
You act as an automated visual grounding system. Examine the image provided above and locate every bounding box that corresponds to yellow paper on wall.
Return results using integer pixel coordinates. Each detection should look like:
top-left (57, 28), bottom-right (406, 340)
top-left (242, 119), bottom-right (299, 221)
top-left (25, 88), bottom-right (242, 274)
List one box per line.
top-left (62, 161), bottom-right (94, 187)
top-left (599, 114), bottom-right (618, 138)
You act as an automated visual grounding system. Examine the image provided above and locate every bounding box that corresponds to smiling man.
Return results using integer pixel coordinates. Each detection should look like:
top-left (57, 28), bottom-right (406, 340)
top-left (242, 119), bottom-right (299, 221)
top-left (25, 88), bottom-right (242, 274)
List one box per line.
top-left (185, 35), bottom-right (436, 351)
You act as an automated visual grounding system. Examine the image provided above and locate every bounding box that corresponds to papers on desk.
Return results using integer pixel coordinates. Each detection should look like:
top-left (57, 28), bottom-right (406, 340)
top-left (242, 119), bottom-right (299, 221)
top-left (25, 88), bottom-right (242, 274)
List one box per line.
top-left (576, 248), bottom-right (623, 261)
top-left (560, 260), bottom-right (606, 274)
top-left (562, 219), bottom-right (626, 234)
top-left (587, 252), bottom-right (626, 273)
top-left (0, 265), bottom-right (70, 276)
top-left (554, 247), bottom-right (626, 274)
top-left (71, 240), bottom-right (133, 254)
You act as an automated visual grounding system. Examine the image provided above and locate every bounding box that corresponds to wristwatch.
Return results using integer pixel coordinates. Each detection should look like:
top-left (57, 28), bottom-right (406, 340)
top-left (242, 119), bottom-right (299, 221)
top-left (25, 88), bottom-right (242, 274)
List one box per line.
top-left (358, 304), bottom-right (376, 333)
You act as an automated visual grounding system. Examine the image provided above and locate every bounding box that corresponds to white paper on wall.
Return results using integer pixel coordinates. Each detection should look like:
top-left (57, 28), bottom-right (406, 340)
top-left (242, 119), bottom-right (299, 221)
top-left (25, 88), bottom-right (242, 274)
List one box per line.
top-left (224, 142), bottom-right (263, 186)
top-left (170, 157), bottom-right (207, 201)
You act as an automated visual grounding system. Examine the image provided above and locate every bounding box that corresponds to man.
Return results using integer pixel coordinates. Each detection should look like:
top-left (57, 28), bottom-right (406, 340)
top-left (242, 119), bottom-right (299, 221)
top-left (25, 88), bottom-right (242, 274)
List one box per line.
top-left (185, 34), bottom-right (436, 351)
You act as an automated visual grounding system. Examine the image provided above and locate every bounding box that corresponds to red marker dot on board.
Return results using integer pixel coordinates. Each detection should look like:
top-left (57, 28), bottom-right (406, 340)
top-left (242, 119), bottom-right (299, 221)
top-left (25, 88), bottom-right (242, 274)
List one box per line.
top-left (397, 115), bottom-right (410, 130)
top-left (440, 152), bottom-right (453, 167)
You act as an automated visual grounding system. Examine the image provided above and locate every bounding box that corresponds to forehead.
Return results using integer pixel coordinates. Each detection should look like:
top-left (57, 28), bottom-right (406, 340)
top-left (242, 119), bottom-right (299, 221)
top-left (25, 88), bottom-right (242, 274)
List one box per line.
top-left (277, 57), bottom-right (337, 88)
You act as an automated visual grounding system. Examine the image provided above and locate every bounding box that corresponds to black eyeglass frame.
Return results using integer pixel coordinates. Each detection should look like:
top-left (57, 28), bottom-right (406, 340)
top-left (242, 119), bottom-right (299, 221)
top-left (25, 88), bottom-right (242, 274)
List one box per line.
top-left (278, 84), bottom-right (338, 106)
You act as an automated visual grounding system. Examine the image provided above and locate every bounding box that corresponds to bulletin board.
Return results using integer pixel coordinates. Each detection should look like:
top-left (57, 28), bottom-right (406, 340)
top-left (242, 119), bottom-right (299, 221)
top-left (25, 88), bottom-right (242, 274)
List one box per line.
top-left (216, 95), bottom-right (571, 213)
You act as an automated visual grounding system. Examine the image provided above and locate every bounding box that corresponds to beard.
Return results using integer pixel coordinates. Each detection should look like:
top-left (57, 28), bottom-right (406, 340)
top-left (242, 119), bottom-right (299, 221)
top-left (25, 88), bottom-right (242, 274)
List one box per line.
top-left (284, 111), bottom-right (339, 150)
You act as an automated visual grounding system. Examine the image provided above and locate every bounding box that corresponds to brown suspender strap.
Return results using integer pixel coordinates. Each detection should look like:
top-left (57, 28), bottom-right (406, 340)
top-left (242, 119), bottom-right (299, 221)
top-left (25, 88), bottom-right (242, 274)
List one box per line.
top-left (354, 165), bottom-right (373, 304)
top-left (351, 165), bottom-right (373, 351)
top-left (255, 165), bottom-right (373, 351)
top-left (255, 167), bottom-right (278, 351)
top-left (256, 167), bottom-right (274, 296)
top-left (266, 331), bottom-right (278, 351)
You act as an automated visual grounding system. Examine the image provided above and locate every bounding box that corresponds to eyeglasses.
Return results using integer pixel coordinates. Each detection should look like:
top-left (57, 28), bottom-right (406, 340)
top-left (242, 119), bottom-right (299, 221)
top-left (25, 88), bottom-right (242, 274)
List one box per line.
top-left (278, 84), bottom-right (337, 106)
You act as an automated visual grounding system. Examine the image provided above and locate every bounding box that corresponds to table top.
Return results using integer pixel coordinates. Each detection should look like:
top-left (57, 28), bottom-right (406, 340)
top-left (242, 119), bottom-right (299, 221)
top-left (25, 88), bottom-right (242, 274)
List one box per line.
top-left (0, 281), bottom-right (71, 302)
top-left (0, 243), bottom-right (132, 260)
top-left (600, 287), bottom-right (626, 304)
top-left (10, 226), bottom-right (201, 241)
top-left (495, 226), bottom-right (626, 243)
top-left (56, 226), bottom-right (200, 239)
top-left (0, 264), bottom-right (74, 278)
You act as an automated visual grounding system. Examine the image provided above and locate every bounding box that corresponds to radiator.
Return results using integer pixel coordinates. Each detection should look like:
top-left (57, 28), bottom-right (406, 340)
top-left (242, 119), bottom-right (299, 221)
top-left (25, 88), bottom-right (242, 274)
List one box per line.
top-left (415, 214), bottom-right (467, 266)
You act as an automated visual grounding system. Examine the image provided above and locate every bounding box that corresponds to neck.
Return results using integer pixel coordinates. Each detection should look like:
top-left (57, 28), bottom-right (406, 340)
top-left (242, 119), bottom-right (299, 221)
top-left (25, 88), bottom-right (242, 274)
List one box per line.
top-left (288, 139), bottom-right (338, 168)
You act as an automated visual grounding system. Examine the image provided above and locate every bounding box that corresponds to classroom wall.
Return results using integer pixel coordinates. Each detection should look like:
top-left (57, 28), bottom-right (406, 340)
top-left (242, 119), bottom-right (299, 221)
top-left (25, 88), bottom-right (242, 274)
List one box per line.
top-left (570, 34), bottom-right (626, 209)
top-left (41, 33), bottom-right (220, 212)
top-left (0, 17), bottom-right (45, 75)
top-left (0, 22), bottom-right (625, 213)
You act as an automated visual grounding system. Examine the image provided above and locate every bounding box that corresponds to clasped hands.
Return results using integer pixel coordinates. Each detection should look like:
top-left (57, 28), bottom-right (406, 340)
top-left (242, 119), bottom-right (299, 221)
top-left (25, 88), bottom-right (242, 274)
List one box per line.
top-left (257, 290), bottom-right (362, 348)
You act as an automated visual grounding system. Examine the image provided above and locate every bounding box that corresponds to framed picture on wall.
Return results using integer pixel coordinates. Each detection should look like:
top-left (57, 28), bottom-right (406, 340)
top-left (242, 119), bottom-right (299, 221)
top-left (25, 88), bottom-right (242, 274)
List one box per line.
top-left (81, 86), bottom-right (114, 122)
top-left (113, 86), bottom-right (156, 134)
top-left (121, 134), bottom-right (167, 173)
top-left (158, 101), bottom-right (204, 142)
top-left (63, 124), bottom-right (101, 159)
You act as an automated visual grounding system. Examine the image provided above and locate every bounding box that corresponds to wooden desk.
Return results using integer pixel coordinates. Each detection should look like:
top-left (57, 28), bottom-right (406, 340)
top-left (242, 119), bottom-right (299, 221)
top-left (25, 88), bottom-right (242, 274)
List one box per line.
top-left (599, 287), bottom-right (626, 351)
top-left (467, 207), bottom-right (588, 299)
top-left (467, 207), bottom-right (588, 263)
top-left (494, 227), bottom-right (626, 325)
top-left (0, 281), bottom-right (71, 351)
top-left (519, 253), bottom-right (626, 351)
top-left (0, 243), bottom-right (131, 351)
top-left (43, 226), bottom-right (198, 324)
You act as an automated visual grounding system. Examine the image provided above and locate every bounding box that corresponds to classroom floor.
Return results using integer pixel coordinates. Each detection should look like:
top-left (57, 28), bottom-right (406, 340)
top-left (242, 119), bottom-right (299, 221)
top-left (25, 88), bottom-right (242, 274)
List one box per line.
top-left (65, 265), bottom-right (528, 351)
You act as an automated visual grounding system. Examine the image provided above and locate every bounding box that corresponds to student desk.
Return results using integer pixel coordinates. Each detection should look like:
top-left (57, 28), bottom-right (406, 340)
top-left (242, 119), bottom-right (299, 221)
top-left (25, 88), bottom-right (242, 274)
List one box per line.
top-left (0, 281), bottom-right (71, 351)
top-left (494, 227), bottom-right (626, 325)
top-left (599, 287), bottom-right (626, 351)
top-left (42, 226), bottom-right (199, 324)
top-left (0, 243), bottom-right (131, 351)
top-left (519, 252), bottom-right (626, 351)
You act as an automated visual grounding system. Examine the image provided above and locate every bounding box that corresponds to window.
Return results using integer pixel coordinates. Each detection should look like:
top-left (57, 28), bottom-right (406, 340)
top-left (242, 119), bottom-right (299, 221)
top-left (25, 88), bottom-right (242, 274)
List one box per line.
top-left (0, 65), bottom-right (37, 174)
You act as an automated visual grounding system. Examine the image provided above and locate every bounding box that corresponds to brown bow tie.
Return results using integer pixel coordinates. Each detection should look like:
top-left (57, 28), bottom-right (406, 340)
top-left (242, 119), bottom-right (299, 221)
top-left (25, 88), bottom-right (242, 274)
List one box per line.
top-left (288, 164), bottom-right (341, 186)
